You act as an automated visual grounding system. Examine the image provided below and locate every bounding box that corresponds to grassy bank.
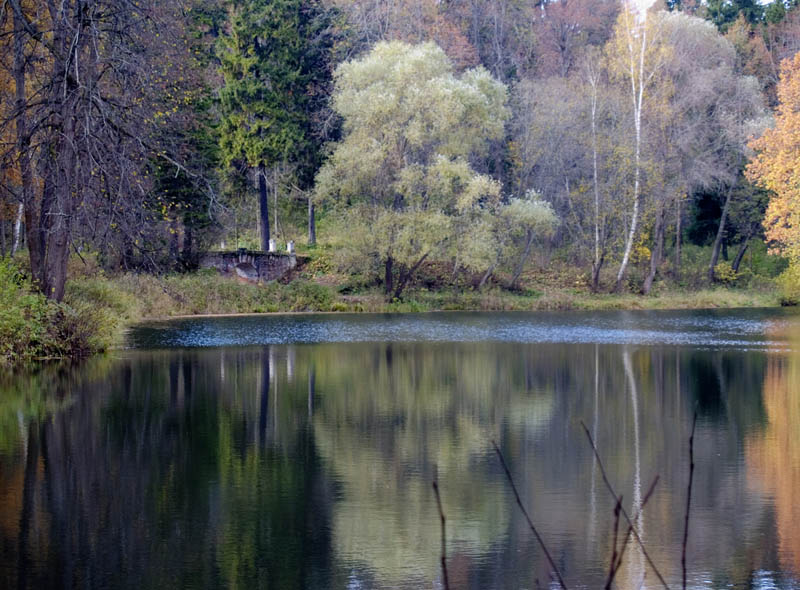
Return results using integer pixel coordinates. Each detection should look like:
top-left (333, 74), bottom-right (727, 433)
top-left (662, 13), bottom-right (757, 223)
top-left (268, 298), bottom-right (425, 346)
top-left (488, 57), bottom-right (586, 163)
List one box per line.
top-left (96, 268), bottom-right (781, 320)
top-left (0, 253), bottom-right (785, 367)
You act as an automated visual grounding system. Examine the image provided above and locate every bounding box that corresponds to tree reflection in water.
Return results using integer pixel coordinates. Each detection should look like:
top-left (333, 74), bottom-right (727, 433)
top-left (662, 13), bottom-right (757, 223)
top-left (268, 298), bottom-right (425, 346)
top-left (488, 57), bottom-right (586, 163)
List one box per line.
top-left (0, 320), bottom-right (797, 589)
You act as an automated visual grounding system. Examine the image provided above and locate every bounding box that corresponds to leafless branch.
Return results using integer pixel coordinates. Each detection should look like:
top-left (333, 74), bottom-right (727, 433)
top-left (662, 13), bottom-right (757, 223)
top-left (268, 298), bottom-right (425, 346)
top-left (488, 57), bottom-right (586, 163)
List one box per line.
top-left (491, 439), bottom-right (569, 590)
top-left (580, 421), bottom-right (670, 590)
top-left (682, 412), bottom-right (697, 590)
top-left (432, 481), bottom-right (451, 590)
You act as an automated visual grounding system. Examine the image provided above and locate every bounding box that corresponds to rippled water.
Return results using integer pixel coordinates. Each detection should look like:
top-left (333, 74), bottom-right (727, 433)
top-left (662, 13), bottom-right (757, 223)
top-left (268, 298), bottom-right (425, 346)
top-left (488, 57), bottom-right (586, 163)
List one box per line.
top-left (2, 309), bottom-right (800, 589)
top-left (129, 308), bottom-right (800, 349)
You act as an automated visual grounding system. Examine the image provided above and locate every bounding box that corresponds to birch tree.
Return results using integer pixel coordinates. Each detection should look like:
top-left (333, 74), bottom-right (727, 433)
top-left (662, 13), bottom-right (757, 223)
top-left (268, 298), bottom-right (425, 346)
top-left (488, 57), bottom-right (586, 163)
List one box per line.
top-left (607, 1), bottom-right (669, 292)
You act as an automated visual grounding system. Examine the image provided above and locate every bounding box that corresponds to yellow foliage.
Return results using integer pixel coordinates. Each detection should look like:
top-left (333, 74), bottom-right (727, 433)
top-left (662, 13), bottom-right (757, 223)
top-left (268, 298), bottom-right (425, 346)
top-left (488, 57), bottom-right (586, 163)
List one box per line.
top-left (747, 52), bottom-right (800, 263)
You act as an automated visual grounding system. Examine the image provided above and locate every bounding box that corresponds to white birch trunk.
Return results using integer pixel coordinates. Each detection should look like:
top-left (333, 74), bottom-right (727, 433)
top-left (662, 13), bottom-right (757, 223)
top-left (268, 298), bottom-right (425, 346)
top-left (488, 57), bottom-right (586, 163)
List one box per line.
top-left (615, 3), bottom-right (648, 292)
top-left (12, 202), bottom-right (24, 255)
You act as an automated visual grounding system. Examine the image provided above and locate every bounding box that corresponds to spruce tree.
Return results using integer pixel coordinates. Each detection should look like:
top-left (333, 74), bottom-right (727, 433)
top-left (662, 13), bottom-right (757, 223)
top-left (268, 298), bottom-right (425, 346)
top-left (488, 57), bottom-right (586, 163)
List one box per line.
top-left (217, 0), bottom-right (332, 250)
top-left (705, 0), bottom-right (764, 31)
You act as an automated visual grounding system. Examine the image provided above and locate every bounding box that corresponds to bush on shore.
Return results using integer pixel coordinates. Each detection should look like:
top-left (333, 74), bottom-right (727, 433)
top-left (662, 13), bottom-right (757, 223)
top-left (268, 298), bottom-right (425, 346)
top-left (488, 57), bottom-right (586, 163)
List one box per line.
top-left (0, 259), bottom-right (138, 366)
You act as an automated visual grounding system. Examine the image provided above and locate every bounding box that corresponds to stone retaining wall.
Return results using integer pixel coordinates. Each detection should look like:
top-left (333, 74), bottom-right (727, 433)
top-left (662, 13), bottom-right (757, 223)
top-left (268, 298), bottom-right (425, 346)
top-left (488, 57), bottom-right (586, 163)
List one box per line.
top-left (200, 250), bottom-right (297, 283)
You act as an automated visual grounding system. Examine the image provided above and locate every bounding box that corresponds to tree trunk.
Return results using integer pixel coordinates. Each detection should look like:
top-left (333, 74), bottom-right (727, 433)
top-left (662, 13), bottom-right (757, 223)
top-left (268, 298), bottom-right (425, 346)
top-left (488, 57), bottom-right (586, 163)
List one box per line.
top-left (589, 71), bottom-right (603, 294)
top-left (182, 225), bottom-right (194, 269)
top-left (384, 256), bottom-right (394, 295)
top-left (615, 9), bottom-right (649, 294)
top-left (41, 193), bottom-right (74, 301)
top-left (642, 206), bottom-right (665, 295)
top-left (708, 184), bottom-right (734, 282)
top-left (257, 164), bottom-right (270, 251)
top-left (0, 217), bottom-right (6, 257)
top-left (12, 203), bottom-right (24, 255)
top-left (273, 167), bottom-right (279, 240)
top-left (13, 6), bottom-right (40, 276)
top-left (510, 229), bottom-right (534, 290)
top-left (308, 197), bottom-right (316, 246)
top-left (393, 252), bottom-right (429, 301)
top-left (675, 196), bottom-right (682, 282)
top-left (39, 86), bottom-right (79, 301)
top-left (591, 252), bottom-right (605, 293)
top-left (169, 217), bottom-right (180, 266)
top-left (478, 258), bottom-right (499, 289)
top-left (731, 230), bottom-right (753, 273)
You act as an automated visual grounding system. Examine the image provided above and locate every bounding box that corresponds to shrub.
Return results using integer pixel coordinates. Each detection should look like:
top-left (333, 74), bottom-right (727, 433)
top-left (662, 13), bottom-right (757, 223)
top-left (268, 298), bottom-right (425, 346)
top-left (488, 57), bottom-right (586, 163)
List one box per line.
top-left (778, 263), bottom-right (800, 306)
top-left (0, 259), bottom-right (140, 366)
top-left (287, 281), bottom-right (334, 311)
top-left (0, 259), bottom-right (54, 365)
top-left (713, 261), bottom-right (738, 285)
top-left (64, 276), bottom-right (141, 351)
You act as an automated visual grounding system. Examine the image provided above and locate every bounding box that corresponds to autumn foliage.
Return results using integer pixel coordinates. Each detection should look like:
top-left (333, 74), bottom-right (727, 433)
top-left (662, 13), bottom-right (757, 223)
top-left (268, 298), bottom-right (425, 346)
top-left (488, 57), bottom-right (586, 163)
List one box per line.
top-left (747, 52), bottom-right (800, 262)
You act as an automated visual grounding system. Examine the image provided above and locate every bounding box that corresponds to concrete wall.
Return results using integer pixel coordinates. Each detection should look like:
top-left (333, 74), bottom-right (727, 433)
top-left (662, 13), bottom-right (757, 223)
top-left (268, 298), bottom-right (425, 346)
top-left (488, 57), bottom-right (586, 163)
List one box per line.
top-left (200, 250), bottom-right (297, 283)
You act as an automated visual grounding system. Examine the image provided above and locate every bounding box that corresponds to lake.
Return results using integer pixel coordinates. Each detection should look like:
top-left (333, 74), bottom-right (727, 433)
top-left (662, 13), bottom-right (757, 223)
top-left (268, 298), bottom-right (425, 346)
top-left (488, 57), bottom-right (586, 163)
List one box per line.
top-left (1, 309), bottom-right (800, 589)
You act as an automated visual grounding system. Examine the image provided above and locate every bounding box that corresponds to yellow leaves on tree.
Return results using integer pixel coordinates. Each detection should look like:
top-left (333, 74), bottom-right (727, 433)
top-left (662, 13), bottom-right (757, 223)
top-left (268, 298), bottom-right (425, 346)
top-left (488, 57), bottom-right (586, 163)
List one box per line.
top-left (747, 52), bottom-right (800, 262)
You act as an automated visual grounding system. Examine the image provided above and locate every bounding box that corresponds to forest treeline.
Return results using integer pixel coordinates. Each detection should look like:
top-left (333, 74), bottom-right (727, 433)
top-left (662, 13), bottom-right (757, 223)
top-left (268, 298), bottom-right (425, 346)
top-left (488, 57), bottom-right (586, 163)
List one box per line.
top-left (3, 0), bottom-right (800, 307)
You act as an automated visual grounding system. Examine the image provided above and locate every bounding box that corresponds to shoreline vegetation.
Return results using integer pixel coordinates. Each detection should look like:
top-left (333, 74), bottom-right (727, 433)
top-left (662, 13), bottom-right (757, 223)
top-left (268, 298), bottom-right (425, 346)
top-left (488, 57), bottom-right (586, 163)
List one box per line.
top-left (0, 244), bottom-right (787, 367)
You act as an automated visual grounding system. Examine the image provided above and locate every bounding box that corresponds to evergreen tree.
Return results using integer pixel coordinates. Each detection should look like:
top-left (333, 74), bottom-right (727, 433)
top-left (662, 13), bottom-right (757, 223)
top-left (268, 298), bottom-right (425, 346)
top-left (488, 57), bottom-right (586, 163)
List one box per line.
top-left (217, 0), bottom-right (333, 250)
top-left (705, 0), bottom-right (763, 31)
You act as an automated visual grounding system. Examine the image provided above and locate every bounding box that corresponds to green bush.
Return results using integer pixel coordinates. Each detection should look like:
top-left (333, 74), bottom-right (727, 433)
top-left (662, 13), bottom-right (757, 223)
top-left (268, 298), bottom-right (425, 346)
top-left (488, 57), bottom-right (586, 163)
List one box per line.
top-left (0, 259), bottom-right (54, 365)
top-left (778, 263), bottom-right (800, 306)
top-left (0, 260), bottom-right (138, 366)
top-left (287, 281), bottom-right (334, 311)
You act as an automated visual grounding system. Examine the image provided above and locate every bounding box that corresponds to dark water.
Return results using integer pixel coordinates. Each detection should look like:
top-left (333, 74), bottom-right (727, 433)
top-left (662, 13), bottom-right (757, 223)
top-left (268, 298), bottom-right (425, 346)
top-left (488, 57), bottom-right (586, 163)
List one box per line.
top-left (2, 309), bottom-right (800, 589)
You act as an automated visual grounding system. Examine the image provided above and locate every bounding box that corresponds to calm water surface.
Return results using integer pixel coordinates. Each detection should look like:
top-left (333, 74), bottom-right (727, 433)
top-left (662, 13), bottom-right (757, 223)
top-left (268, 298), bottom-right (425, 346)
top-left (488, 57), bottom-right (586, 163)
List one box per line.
top-left (2, 309), bottom-right (800, 589)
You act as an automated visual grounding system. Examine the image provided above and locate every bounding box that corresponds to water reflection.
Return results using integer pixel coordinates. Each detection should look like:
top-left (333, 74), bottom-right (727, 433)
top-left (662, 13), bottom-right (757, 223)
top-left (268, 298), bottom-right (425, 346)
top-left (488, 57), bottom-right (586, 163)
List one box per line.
top-left (746, 325), bottom-right (800, 579)
top-left (0, 311), bottom-right (798, 589)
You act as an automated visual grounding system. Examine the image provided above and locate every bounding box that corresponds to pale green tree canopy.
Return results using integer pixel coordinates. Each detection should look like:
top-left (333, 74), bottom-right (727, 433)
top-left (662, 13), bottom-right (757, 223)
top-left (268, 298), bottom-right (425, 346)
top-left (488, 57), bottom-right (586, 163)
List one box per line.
top-left (315, 41), bottom-right (509, 298)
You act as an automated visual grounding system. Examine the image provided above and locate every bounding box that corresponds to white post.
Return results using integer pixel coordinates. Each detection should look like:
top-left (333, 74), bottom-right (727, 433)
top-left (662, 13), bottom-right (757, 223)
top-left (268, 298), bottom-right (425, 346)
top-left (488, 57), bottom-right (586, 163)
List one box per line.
top-left (268, 239), bottom-right (276, 253)
top-left (287, 240), bottom-right (294, 254)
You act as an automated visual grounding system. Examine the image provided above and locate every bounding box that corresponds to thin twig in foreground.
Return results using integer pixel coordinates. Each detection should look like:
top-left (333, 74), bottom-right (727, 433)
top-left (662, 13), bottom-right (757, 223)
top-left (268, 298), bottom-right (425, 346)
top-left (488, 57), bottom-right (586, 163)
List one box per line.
top-left (605, 495), bottom-right (623, 590)
top-left (432, 481), bottom-right (451, 590)
top-left (607, 475), bottom-right (660, 589)
top-left (491, 440), bottom-right (569, 590)
top-left (580, 422), bottom-right (670, 590)
top-left (682, 412), bottom-right (697, 590)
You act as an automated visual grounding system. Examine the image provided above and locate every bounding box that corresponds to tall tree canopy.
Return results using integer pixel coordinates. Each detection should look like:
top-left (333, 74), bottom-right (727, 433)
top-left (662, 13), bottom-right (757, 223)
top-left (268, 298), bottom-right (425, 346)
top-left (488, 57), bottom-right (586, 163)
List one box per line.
top-left (218, 0), bottom-right (334, 250)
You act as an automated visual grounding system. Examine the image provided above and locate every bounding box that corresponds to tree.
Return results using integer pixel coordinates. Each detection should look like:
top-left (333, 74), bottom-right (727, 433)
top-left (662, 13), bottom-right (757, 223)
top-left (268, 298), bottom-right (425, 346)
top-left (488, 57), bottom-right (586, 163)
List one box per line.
top-left (218, 0), bottom-right (334, 251)
top-left (503, 193), bottom-right (559, 289)
top-left (0, 0), bottom-right (203, 300)
top-left (315, 41), bottom-right (508, 299)
top-left (533, 0), bottom-right (618, 78)
top-left (747, 51), bottom-right (800, 266)
top-left (705, 0), bottom-right (763, 31)
top-left (510, 55), bottom-right (634, 293)
top-left (329, 0), bottom-right (480, 70)
top-left (606, 1), bottom-right (670, 292)
top-left (638, 12), bottom-right (767, 289)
